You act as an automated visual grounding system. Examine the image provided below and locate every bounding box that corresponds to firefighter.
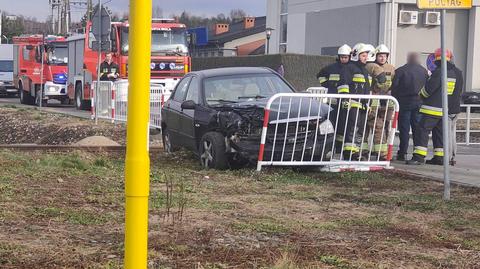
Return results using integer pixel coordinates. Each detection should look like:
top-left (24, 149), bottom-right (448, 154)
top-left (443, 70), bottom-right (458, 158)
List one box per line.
top-left (430, 49), bottom-right (464, 166)
top-left (339, 43), bottom-right (371, 160)
top-left (366, 44), bottom-right (396, 160)
top-left (100, 52), bottom-right (119, 81)
top-left (316, 44), bottom-right (352, 94)
top-left (316, 44), bottom-right (352, 151)
top-left (407, 49), bottom-right (463, 165)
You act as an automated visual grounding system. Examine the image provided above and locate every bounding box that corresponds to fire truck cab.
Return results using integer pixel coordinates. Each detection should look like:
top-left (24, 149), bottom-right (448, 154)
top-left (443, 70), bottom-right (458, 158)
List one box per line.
top-left (67, 19), bottom-right (191, 110)
top-left (13, 35), bottom-right (69, 106)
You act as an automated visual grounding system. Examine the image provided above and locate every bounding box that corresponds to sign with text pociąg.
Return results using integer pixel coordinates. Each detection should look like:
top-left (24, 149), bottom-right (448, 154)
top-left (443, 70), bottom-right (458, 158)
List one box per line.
top-left (417, 0), bottom-right (472, 9)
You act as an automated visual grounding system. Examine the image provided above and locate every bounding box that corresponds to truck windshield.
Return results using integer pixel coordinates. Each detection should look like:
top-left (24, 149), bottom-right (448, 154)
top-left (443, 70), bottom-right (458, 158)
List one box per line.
top-left (120, 27), bottom-right (189, 55)
top-left (47, 45), bottom-right (68, 65)
top-left (0, 60), bottom-right (13, 72)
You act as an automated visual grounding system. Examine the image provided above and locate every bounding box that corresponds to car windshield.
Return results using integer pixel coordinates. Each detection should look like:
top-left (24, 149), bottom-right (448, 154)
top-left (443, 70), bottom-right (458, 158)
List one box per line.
top-left (0, 60), bottom-right (13, 72)
top-left (47, 45), bottom-right (68, 65)
top-left (121, 27), bottom-right (188, 55)
top-left (204, 74), bottom-right (294, 106)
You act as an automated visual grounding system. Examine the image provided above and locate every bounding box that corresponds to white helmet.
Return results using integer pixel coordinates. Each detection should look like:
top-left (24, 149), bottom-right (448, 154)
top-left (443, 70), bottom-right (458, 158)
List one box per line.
top-left (376, 44), bottom-right (390, 55)
top-left (351, 43), bottom-right (370, 62)
top-left (365, 44), bottom-right (376, 62)
top-left (337, 44), bottom-right (352, 56)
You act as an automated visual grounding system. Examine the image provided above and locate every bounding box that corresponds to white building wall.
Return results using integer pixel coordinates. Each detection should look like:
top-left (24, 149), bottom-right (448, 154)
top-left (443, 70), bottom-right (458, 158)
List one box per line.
top-left (467, 7), bottom-right (480, 91)
top-left (286, 13), bottom-right (306, 54)
top-left (266, 0), bottom-right (480, 91)
top-left (266, 0), bottom-right (281, 54)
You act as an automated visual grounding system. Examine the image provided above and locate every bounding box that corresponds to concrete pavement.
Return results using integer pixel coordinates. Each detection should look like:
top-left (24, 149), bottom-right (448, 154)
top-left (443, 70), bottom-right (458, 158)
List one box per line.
top-left (392, 143), bottom-right (480, 187)
top-left (0, 96), bottom-right (90, 119)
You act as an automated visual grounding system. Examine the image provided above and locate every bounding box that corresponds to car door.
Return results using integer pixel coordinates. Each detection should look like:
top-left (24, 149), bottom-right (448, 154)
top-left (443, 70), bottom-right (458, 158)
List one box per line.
top-left (180, 75), bottom-right (200, 150)
top-left (163, 76), bottom-right (191, 146)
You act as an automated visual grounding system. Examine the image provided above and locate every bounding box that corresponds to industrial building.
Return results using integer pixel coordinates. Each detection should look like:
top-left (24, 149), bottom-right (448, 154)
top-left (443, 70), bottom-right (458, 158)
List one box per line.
top-left (266, 0), bottom-right (480, 92)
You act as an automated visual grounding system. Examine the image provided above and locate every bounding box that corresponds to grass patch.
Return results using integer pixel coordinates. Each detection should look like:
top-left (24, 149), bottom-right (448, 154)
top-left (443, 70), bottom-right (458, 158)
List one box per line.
top-left (232, 219), bottom-right (289, 235)
top-left (318, 255), bottom-right (351, 269)
top-left (65, 209), bottom-right (108, 225)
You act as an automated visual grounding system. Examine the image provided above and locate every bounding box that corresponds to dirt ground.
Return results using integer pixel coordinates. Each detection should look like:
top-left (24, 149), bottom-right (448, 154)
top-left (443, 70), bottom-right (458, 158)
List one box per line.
top-left (0, 107), bottom-right (126, 145)
top-left (0, 149), bottom-right (479, 269)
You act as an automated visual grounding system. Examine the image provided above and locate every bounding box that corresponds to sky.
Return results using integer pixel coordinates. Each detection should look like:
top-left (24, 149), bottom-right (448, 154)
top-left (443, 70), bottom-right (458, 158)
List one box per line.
top-left (1, 0), bottom-right (267, 22)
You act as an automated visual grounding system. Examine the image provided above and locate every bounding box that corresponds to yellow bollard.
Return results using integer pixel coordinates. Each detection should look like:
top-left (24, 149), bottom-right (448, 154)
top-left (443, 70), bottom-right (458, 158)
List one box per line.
top-left (124, 0), bottom-right (152, 268)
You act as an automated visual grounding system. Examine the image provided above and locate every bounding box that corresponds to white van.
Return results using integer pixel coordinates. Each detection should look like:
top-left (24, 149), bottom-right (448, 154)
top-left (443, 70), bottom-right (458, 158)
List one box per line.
top-left (0, 44), bottom-right (16, 96)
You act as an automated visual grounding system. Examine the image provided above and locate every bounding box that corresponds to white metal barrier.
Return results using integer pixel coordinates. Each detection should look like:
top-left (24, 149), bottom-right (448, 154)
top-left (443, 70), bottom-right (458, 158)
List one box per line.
top-left (91, 81), bottom-right (115, 122)
top-left (457, 104), bottom-right (480, 145)
top-left (256, 93), bottom-right (400, 172)
top-left (91, 80), bottom-right (172, 129)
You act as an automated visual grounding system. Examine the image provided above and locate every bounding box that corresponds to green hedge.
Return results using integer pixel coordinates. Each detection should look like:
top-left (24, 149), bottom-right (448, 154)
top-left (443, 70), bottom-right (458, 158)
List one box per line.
top-left (192, 54), bottom-right (336, 91)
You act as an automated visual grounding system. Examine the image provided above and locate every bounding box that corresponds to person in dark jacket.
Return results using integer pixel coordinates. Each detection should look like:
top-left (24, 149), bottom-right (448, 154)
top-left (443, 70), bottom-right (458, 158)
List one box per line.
top-left (407, 49), bottom-right (463, 165)
top-left (391, 52), bottom-right (429, 161)
top-left (316, 44), bottom-right (352, 150)
top-left (99, 52), bottom-right (119, 81)
top-left (338, 43), bottom-right (371, 160)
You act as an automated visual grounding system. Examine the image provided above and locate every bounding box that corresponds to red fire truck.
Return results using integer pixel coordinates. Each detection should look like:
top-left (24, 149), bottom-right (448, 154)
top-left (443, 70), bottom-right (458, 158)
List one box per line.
top-left (13, 35), bottom-right (69, 106)
top-left (67, 19), bottom-right (191, 110)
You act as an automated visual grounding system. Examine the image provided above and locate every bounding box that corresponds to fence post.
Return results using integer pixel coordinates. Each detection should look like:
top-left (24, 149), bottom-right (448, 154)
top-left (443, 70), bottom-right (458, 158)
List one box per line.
top-left (111, 82), bottom-right (116, 124)
top-left (466, 106), bottom-right (471, 145)
top-left (91, 82), bottom-right (96, 123)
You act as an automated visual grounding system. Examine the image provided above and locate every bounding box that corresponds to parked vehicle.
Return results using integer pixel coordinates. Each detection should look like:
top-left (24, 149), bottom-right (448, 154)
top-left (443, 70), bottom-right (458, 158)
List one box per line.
top-left (13, 35), bottom-right (69, 106)
top-left (66, 18), bottom-right (191, 110)
top-left (0, 44), bottom-right (16, 96)
top-left (161, 67), bottom-right (334, 169)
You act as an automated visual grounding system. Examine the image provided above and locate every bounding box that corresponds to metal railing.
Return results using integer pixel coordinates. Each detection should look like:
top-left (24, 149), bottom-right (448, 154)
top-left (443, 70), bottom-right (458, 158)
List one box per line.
top-left (256, 93), bottom-right (400, 172)
top-left (457, 104), bottom-right (480, 145)
top-left (91, 80), bottom-right (172, 129)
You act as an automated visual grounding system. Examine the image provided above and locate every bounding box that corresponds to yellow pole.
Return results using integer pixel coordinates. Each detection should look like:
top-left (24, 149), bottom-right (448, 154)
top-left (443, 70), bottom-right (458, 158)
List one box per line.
top-left (124, 0), bottom-right (152, 268)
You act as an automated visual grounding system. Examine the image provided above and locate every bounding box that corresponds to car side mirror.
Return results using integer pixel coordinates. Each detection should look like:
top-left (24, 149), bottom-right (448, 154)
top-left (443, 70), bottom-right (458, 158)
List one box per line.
top-left (181, 100), bottom-right (196, 110)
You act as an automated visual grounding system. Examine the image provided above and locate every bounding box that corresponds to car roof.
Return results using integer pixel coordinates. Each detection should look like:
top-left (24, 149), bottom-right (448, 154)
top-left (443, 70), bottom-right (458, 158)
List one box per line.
top-left (188, 67), bottom-right (276, 79)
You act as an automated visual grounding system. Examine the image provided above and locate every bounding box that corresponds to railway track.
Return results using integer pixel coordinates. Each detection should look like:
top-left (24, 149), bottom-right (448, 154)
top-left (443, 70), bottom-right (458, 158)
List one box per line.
top-left (0, 144), bottom-right (164, 152)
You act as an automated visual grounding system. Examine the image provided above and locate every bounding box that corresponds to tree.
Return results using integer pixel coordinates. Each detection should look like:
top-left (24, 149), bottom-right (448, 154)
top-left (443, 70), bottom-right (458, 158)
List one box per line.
top-left (230, 9), bottom-right (247, 22)
top-left (2, 15), bottom-right (25, 41)
top-left (152, 5), bottom-right (163, 18)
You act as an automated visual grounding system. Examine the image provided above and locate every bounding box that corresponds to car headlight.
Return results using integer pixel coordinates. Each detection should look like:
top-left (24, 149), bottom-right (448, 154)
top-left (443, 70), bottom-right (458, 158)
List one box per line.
top-left (48, 86), bottom-right (57, 93)
top-left (318, 119), bottom-right (334, 135)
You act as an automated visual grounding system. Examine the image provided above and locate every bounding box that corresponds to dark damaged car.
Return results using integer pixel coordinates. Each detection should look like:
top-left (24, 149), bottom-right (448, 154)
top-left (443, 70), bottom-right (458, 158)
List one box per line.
top-left (161, 67), bottom-right (335, 169)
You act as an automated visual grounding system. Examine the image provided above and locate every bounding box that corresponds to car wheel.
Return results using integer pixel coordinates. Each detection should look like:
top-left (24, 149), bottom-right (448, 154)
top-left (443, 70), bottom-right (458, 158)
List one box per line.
top-left (162, 128), bottom-right (176, 153)
top-left (199, 132), bottom-right (228, 170)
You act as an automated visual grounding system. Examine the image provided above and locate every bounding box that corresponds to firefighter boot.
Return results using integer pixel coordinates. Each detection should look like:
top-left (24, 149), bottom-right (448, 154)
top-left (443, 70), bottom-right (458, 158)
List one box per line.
top-left (426, 156), bottom-right (444, 165)
top-left (406, 154), bottom-right (425, 165)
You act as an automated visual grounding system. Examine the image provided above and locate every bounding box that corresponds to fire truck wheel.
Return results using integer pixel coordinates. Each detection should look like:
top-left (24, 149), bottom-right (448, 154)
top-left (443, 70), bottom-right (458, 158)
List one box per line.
top-left (75, 83), bottom-right (88, 110)
top-left (19, 83), bottom-right (34, 105)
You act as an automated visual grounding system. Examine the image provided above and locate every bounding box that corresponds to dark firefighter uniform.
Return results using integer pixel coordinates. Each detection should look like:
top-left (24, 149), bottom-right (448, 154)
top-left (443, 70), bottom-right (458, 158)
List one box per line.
top-left (99, 61), bottom-right (120, 81)
top-left (409, 60), bottom-right (463, 164)
top-left (339, 59), bottom-right (370, 159)
top-left (316, 60), bottom-right (351, 148)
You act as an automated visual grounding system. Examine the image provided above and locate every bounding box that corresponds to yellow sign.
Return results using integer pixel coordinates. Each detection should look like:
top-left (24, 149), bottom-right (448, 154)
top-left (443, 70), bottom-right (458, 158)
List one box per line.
top-left (417, 0), bottom-right (472, 9)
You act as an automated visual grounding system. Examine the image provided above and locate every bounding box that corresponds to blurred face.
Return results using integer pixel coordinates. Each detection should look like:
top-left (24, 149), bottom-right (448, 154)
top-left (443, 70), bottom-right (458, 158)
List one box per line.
top-left (376, 53), bottom-right (388, 65)
top-left (105, 53), bottom-right (113, 63)
top-left (359, 52), bottom-right (368, 64)
top-left (339, 55), bottom-right (349, 64)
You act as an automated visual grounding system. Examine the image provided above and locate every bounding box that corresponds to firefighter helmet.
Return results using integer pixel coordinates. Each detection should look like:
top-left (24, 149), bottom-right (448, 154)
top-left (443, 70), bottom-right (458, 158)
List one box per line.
top-left (337, 44), bottom-right (352, 56)
top-left (365, 44), bottom-right (376, 62)
top-left (376, 44), bottom-right (390, 55)
top-left (351, 43), bottom-right (367, 62)
top-left (434, 48), bottom-right (453, 62)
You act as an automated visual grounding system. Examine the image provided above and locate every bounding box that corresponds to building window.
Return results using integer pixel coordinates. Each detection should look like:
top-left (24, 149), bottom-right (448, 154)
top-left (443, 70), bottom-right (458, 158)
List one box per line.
top-left (279, 0), bottom-right (288, 53)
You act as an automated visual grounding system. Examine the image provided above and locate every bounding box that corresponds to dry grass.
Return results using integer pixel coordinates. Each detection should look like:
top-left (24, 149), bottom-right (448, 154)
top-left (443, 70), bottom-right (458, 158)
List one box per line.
top-left (0, 149), bottom-right (479, 268)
